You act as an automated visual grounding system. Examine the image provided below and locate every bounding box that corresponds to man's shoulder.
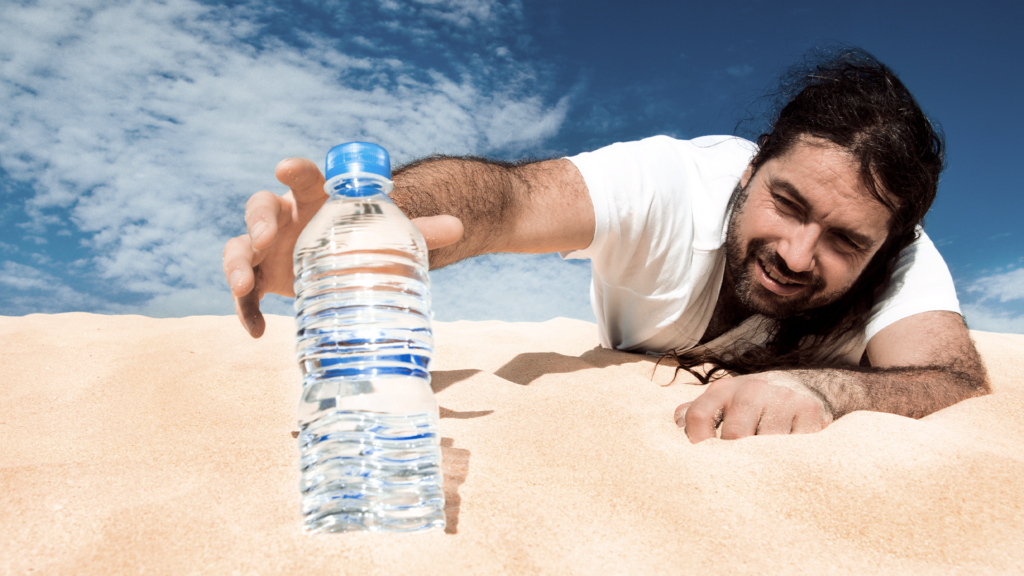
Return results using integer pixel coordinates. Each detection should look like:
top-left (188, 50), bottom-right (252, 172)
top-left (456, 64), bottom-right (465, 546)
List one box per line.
top-left (570, 134), bottom-right (755, 157)
top-left (686, 134), bottom-right (759, 151)
top-left (567, 135), bottom-right (757, 188)
top-left (865, 229), bottom-right (960, 342)
top-left (599, 134), bottom-right (757, 158)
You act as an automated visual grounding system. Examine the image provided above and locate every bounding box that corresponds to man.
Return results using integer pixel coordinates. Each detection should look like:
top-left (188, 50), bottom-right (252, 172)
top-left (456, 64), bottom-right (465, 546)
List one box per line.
top-left (223, 48), bottom-right (989, 443)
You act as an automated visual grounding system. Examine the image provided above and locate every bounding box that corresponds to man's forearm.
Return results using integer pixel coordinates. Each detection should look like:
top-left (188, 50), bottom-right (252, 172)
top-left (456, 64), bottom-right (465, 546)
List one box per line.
top-left (788, 362), bottom-right (991, 419)
top-left (390, 156), bottom-right (528, 269)
top-left (389, 155), bottom-right (593, 269)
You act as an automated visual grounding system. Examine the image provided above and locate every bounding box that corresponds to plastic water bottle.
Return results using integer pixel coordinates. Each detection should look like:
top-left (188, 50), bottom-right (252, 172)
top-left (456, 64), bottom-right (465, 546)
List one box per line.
top-left (292, 142), bottom-right (445, 533)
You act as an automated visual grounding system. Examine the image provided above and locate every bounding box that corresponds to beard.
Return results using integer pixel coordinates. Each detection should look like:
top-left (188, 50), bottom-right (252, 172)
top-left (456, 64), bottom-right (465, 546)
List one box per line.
top-left (723, 185), bottom-right (847, 319)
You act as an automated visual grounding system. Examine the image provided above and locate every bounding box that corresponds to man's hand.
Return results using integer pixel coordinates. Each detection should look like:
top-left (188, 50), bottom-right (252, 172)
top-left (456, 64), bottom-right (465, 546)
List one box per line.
top-left (222, 158), bottom-right (464, 338)
top-left (674, 311), bottom-right (991, 443)
top-left (674, 372), bottom-right (834, 443)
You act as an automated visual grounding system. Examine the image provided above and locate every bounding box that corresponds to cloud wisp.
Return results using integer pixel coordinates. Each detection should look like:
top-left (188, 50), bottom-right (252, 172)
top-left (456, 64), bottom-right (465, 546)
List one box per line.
top-left (431, 254), bottom-right (594, 323)
top-left (966, 268), bottom-right (1024, 304)
top-left (0, 0), bottom-right (574, 318)
top-left (960, 267), bottom-right (1024, 333)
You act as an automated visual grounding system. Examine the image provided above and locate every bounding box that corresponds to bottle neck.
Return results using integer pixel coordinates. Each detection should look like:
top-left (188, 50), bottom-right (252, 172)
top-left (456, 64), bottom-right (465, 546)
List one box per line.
top-left (324, 172), bottom-right (394, 198)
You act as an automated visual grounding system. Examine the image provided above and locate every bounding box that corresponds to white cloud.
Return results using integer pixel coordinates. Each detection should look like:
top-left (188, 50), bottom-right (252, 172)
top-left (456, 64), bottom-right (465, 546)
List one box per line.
top-left (0, 261), bottom-right (97, 315)
top-left (957, 267), bottom-right (1024, 334)
top-left (406, 0), bottom-right (523, 29)
top-left (0, 0), bottom-right (570, 318)
top-left (961, 303), bottom-right (1024, 334)
top-left (373, 0), bottom-right (523, 37)
top-left (431, 253), bottom-right (594, 322)
top-left (966, 267), bottom-right (1024, 303)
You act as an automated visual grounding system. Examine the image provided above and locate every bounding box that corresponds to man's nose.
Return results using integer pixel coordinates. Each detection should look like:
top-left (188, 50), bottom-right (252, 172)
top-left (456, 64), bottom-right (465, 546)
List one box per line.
top-left (777, 225), bottom-right (818, 273)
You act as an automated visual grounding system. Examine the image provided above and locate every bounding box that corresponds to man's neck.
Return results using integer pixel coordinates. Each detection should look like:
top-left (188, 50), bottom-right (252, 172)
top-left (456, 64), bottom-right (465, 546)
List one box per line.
top-left (699, 267), bottom-right (752, 345)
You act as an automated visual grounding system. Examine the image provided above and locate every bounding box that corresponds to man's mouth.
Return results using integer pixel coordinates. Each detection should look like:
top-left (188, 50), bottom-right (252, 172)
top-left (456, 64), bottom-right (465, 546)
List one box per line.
top-left (755, 257), bottom-right (805, 296)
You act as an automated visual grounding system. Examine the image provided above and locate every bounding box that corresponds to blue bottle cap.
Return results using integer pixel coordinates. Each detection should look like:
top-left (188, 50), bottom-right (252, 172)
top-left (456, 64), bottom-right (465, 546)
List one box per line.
top-left (325, 142), bottom-right (391, 180)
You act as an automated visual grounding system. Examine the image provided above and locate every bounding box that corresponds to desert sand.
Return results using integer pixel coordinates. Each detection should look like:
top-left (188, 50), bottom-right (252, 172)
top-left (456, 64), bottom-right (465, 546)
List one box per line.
top-left (2, 312), bottom-right (1023, 574)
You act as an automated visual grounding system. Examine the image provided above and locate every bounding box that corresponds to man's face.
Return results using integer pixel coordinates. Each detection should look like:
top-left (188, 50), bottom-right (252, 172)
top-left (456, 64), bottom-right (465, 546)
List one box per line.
top-left (724, 136), bottom-right (892, 319)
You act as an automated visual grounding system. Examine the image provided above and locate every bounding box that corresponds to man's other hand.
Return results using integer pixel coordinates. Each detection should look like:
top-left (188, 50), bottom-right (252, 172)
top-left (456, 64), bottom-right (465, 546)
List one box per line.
top-left (674, 372), bottom-right (834, 443)
top-left (222, 158), bottom-right (464, 339)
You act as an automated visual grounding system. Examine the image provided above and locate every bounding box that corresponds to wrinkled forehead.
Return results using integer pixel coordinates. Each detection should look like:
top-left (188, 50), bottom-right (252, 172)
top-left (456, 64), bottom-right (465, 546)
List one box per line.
top-left (796, 135), bottom-right (898, 205)
top-left (758, 136), bottom-right (895, 242)
top-left (781, 136), bottom-right (895, 207)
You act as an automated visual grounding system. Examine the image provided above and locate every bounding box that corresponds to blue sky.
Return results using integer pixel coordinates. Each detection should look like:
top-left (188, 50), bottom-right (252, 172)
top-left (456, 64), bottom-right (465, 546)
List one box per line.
top-left (2, 0), bottom-right (1022, 332)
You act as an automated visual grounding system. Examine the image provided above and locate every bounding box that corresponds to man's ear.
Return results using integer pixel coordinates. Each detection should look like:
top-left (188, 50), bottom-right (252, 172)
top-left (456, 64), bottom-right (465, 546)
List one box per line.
top-left (739, 164), bottom-right (754, 189)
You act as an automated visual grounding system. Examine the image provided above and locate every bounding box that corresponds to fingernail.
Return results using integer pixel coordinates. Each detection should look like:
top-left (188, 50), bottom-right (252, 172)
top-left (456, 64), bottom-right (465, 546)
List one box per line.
top-left (251, 222), bottom-right (267, 243)
top-left (229, 270), bottom-right (242, 291)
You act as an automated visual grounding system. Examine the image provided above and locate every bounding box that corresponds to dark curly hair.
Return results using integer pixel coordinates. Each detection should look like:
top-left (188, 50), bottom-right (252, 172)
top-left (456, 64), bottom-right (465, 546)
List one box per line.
top-left (670, 46), bottom-right (946, 382)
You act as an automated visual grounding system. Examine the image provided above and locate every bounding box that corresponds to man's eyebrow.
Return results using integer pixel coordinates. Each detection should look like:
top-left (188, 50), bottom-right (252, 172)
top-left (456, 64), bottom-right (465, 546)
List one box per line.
top-left (767, 177), bottom-right (809, 209)
top-left (767, 177), bottom-right (877, 249)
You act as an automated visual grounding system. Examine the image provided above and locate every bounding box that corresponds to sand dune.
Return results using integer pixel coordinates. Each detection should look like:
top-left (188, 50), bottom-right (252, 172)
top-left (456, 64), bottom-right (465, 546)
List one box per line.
top-left (2, 313), bottom-right (1022, 574)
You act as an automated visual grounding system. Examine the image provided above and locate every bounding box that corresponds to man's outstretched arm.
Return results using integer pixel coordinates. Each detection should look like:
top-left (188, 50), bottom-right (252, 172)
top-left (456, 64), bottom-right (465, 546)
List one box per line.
top-left (389, 156), bottom-right (595, 269)
top-left (222, 156), bottom-right (594, 337)
top-left (677, 310), bottom-right (991, 442)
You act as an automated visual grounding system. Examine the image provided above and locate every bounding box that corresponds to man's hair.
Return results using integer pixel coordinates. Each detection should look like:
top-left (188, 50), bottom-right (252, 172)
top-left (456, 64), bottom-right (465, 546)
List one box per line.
top-left (671, 46), bottom-right (945, 382)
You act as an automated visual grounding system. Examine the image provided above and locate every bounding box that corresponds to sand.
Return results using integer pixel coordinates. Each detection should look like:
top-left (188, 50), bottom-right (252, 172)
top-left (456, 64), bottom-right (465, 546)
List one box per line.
top-left (2, 313), bottom-right (1022, 575)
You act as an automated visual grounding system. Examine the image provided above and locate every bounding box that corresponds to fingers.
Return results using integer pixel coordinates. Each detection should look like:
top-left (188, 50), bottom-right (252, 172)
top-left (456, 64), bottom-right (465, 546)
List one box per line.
top-left (223, 235), bottom-right (257, 297)
top-left (233, 278), bottom-right (266, 338)
top-left (413, 215), bottom-right (465, 250)
top-left (223, 235), bottom-right (265, 337)
top-left (275, 157), bottom-right (326, 208)
top-left (792, 406), bottom-right (831, 434)
top-left (674, 402), bottom-right (691, 427)
top-left (225, 157), bottom-right (322, 339)
top-left (752, 395), bottom-right (797, 436)
top-left (245, 191), bottom-right (284, 252)
top-left (676, 376), bottom-right (831, 442)
top-left (718, 392), bottom-right (762, 440)
top-left (677, 382), bottom-right (733, 443)
top-left (746, 384), bottom-right (803, 436)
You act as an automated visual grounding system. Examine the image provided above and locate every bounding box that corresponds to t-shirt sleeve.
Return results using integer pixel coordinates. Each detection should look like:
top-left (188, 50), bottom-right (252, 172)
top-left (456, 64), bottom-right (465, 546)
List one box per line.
top-left (561, 135), bottom-right (754, 282)
top-left (864, 229), bottom-right (961, 342)
top-left (559, 136), bottom-right (703, 349)
top-left (559, 135), bottom-right (757, 350)
top-left (560, 136), bottom-right (692, 276)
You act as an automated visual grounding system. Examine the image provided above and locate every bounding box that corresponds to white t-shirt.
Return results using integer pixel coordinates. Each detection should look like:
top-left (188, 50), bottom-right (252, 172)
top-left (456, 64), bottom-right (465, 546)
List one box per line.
top-left (562, 135), bottom-right (961, 365)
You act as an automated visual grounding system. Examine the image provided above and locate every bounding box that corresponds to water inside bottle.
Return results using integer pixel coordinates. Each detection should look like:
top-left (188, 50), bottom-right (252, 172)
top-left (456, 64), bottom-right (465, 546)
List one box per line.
top-left (293, 192), bottom-right (444, 533)
top-left (298, 410), bottom-right (445, 533)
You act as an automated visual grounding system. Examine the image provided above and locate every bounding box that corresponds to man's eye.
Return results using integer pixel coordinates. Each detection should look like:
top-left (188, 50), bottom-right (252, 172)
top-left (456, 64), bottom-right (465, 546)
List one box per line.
top-left (834, 233), bottom-right (861, 252)
top-left (772, 194), bottom-right (797, 213)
